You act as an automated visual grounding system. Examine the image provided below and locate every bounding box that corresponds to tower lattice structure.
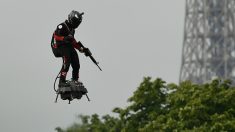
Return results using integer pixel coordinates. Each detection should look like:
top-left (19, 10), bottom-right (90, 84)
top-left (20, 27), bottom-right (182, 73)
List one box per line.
top-left (180, 0), bottom-right (235, 84)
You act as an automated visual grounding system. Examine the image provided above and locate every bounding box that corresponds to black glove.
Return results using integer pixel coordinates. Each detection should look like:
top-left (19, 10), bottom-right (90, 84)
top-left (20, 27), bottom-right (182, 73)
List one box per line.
top-left (83, 48), bottom-right (92, 56)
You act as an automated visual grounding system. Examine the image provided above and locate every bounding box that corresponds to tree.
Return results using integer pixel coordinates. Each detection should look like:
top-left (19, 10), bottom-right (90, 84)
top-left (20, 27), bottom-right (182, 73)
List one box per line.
top-left (141, 79), bottom-right (235, 131)
top-left (56, 78), bottom-right (235, 132)
top-left (115, 77), bottom-right (167, 131)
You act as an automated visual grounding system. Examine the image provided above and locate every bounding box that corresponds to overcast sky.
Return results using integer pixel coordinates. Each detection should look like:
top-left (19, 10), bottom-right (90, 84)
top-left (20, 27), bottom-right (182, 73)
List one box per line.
top-left (0, 0), bottom-right (185, 131)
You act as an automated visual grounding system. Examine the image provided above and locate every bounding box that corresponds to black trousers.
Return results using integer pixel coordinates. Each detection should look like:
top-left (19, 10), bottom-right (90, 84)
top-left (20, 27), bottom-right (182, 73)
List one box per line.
top-left (57, 46), bottom-right (80, 82)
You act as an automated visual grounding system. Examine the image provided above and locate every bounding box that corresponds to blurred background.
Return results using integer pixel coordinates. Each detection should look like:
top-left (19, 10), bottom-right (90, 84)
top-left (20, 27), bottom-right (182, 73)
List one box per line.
top-left (0, 0), bottom-right (185, 131)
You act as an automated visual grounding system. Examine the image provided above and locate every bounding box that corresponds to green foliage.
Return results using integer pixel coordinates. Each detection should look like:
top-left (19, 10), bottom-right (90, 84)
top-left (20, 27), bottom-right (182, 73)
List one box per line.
top-left (56, 78), bottom-right (235, 132)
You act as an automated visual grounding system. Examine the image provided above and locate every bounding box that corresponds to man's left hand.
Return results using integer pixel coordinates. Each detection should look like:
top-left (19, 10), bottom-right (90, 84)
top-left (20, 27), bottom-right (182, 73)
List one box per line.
top-left (83, 48), bottom-right (92, 56)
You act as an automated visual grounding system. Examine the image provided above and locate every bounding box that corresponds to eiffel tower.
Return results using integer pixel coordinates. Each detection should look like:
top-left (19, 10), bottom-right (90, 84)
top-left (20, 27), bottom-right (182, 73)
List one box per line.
top-left (179, 0), bottom-right (235, 84)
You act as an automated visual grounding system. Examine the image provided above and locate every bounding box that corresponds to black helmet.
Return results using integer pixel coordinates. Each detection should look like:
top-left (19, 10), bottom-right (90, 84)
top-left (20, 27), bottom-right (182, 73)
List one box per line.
top-left (68, 10), bottom-right (84, 29)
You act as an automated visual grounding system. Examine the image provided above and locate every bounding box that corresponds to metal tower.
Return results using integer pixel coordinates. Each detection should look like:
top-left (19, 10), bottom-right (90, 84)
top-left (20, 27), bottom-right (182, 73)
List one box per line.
top-left (180, 0), bottom-right (235, 84)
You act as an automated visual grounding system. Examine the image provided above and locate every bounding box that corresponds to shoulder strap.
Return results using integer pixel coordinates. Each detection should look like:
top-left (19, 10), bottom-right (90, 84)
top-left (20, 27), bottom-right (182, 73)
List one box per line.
top-left (63, 22), bottom-right (71, 32)
top-left (63, 22), bottom-right (75, 36)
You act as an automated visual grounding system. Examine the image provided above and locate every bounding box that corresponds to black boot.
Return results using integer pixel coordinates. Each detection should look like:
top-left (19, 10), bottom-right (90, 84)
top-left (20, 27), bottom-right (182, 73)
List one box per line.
top-left (70, 78), bottom-right (82, 86)
top-left (59, 79), bottom-right (70, 87)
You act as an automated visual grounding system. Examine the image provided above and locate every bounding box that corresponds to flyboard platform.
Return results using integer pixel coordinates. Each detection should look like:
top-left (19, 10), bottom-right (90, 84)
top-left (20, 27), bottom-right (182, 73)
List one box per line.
top-left (55, 81), bottom-right (90, 104)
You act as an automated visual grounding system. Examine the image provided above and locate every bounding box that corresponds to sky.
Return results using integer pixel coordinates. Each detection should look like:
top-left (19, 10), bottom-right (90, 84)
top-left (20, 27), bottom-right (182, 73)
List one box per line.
top-left (0, 0), bottom-right (185, 131)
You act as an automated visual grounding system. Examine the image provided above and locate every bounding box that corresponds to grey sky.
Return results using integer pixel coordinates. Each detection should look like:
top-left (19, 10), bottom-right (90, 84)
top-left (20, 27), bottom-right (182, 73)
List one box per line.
top-left (0, 0), bottom-right (185, 131)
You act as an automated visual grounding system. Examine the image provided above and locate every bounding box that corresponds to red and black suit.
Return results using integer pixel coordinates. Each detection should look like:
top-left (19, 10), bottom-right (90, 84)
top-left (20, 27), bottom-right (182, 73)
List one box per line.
top-left (53, 20), bottom-right (83, 83)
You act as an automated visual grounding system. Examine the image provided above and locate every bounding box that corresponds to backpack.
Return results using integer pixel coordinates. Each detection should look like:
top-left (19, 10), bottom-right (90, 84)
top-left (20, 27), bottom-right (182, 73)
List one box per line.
top-left (51, 34), bottom-right (62, 57)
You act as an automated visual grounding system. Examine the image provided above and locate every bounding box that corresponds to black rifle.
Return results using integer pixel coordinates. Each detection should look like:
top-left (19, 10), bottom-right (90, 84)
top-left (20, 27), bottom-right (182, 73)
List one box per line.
top-left (79, 42), bottom-right (102, 71)
top-left (79, 12), bottom-right (84, 17)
